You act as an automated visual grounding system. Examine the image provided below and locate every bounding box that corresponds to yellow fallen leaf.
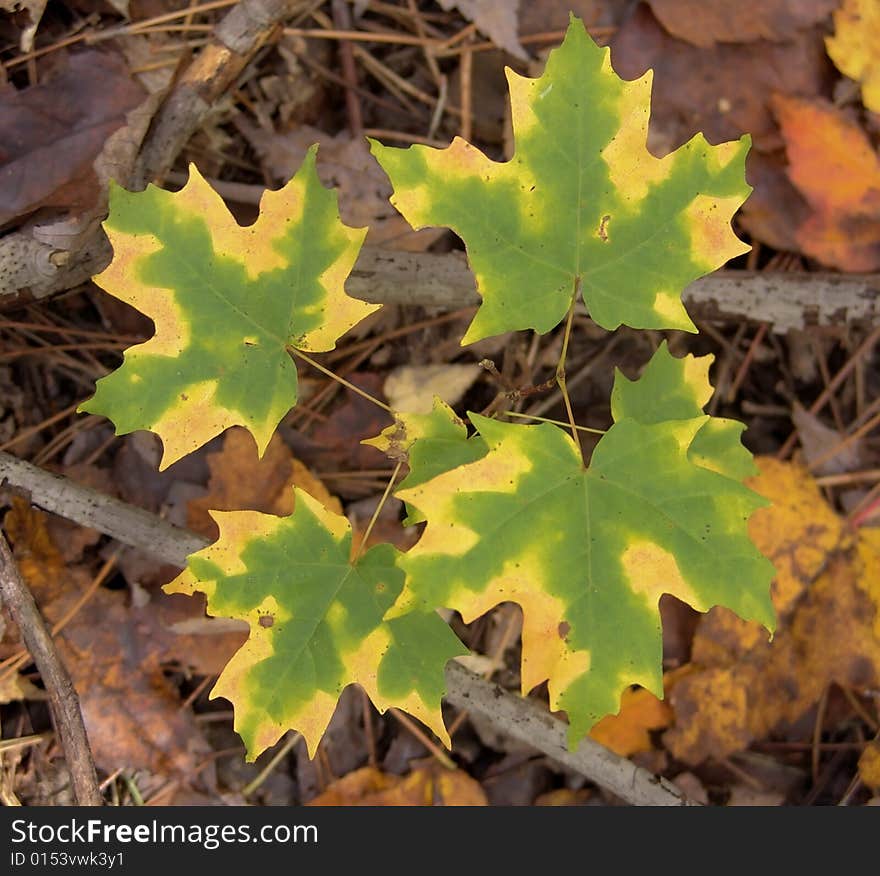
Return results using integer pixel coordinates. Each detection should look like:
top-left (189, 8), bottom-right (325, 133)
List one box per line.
top-left (307, 764), bottom-right (487, 806)
top-left (858, 741), bottom-right (880, 791)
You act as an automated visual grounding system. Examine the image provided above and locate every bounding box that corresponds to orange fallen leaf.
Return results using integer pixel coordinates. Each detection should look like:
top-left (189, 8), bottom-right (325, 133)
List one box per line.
top-left (533, 788), bottom-right (593, 805)
top-left (307, 764), bottom-right (487, 806)
top-left (3, 501), bottom-right (216, 780)
top-left (589, 685), bottom-right (673, 757)
top-left (773, 95), bottom-right (880, 271)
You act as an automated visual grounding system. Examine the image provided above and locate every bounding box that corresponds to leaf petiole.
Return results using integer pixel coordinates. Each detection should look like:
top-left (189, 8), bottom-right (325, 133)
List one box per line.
top-left (290, 348), bottom-right (393, 413)
top-left (556, 278), bottom-right (583, 463)
top-left (354, 460), bottom-right (403, 561)
top-left (499, 409), bottom-right (605, 434)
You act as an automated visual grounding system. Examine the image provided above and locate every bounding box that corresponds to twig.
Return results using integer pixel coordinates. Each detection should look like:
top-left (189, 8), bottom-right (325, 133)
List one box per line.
top-left (0, 532), bottom-right (102, 806)
top-left (0, 453), bottom-right (695, 804)
top-left (0, 452), bottom-right (207, 567)
top-left (330, 0), bottom-right (363, 136)
top-left (443, 662), bottom-right (694, 805)
top-left (0, 0), bottom-right (318, 306)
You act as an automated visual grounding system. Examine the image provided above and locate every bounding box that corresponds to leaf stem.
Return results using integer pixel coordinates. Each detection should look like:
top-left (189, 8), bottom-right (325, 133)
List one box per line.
top-left (290, 348), bottom-right (393, 413)
top-left (355, 461), bottom-right (403, 561)
top-left (556, 279), bottom-right (583, 462)
top-left (500, 410), bottom-right (605, 434)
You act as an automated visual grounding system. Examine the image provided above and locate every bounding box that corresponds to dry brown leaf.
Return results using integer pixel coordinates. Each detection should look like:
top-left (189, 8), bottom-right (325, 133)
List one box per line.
top-left (589, 684), bottom-right (673, 757)
top-left (773, 95), bottom-right (880, 271)
top-left (187, 427), bottom-right (341, 539)
top-left (307, 763), bottom-right (487, 805)
top-left (738, 150), bottom-right (809, 256)
top-left (291, 373), bottom-right (394, 480)
top-left (826, 0), bottom-right (880, 114)
top-left (0, 51), bottom-right (146, 229)
top-left (4, 499), bottom-right (230, 779)
top-left (438, 0), bottom-right (527, 60)
top-left (237, 122), bottom-right (442, 251)
top-left (664, 460), bottom-right (880, 765)
top-left (51, 584), bottom-right (214, 780)
top-left (646, 0), bottom-right (837, 48)
top-left (519, 1), bottom-right (610, 36)
top-left (3, 497), bottom-right (64, 596)
top-left (610, 5), bottom-right (834, 155)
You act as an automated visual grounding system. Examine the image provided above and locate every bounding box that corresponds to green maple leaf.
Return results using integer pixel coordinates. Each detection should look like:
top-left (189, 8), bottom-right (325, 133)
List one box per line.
top-left (79, 148), bottom-right (378, 469)
top-left (611, 340), bottom-right (757, 480)
top-left (371, 16), bottom-right (752, 344)
top-left (166, 488), bottom-right (467, 759)
top-left (386, 350), bottom-right (774, 745)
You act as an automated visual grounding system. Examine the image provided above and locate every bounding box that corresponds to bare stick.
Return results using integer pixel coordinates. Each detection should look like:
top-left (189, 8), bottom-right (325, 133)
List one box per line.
top-left (1, 452), bottom-right (695, 804)
top-left (0, 532), bottom-right (102, 806)
top-left (444, 661), bottom-right (694, 806)
top-left (0, 452), bottom-right (207, 567)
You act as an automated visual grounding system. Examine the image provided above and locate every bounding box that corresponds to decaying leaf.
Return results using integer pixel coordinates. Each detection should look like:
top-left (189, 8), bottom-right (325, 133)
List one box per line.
top-left (790, 403), bottom-right (864, 477)
top-left (237, 122), bottom-right (440, 250)
top-left (826, 0), bottom-right (880, 113)
top-left (2, 497), bottom-right (63, 591)
top-left (372, 16), bottom-right (751, 344)
top-left (80, 149), bottom-right (378, 469)
top-left (166, 489), bottom-right (467, 759)
top-left (773, 95), bottom-right (880, 271)
top-left (646, 0), bottom-right (837, 48)
top-left (0, 51), bottom-right (146, 228)
top-left (187, 426), bottom-right (341, 539)
top-left (2, 501), bottom-right (216, 779)
top-left (665, 461), bottom-right (880, 765)
top-left (307, 763), bottom-right (487, 805)
top-left (54, 586), bottom-right (215, 780)
top-left (609, 5), bottom-right (834, 154)
top-left (390, 345), bottom-right (773, 744)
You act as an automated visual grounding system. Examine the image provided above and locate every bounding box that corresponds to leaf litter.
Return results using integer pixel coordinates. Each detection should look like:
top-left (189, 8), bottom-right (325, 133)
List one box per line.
top-left (2, 0), bottom-right (880, 806)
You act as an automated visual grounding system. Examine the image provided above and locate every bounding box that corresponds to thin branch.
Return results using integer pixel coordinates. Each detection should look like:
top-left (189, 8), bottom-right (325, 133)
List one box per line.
top-left (0, 452), bottom-right (207, 567)
top-left (0, 531), bottom-right (102, 806)
top-left (1, 451), bottom-right (696, 805)
top-left (443, 662), bottom-right (695, 806)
